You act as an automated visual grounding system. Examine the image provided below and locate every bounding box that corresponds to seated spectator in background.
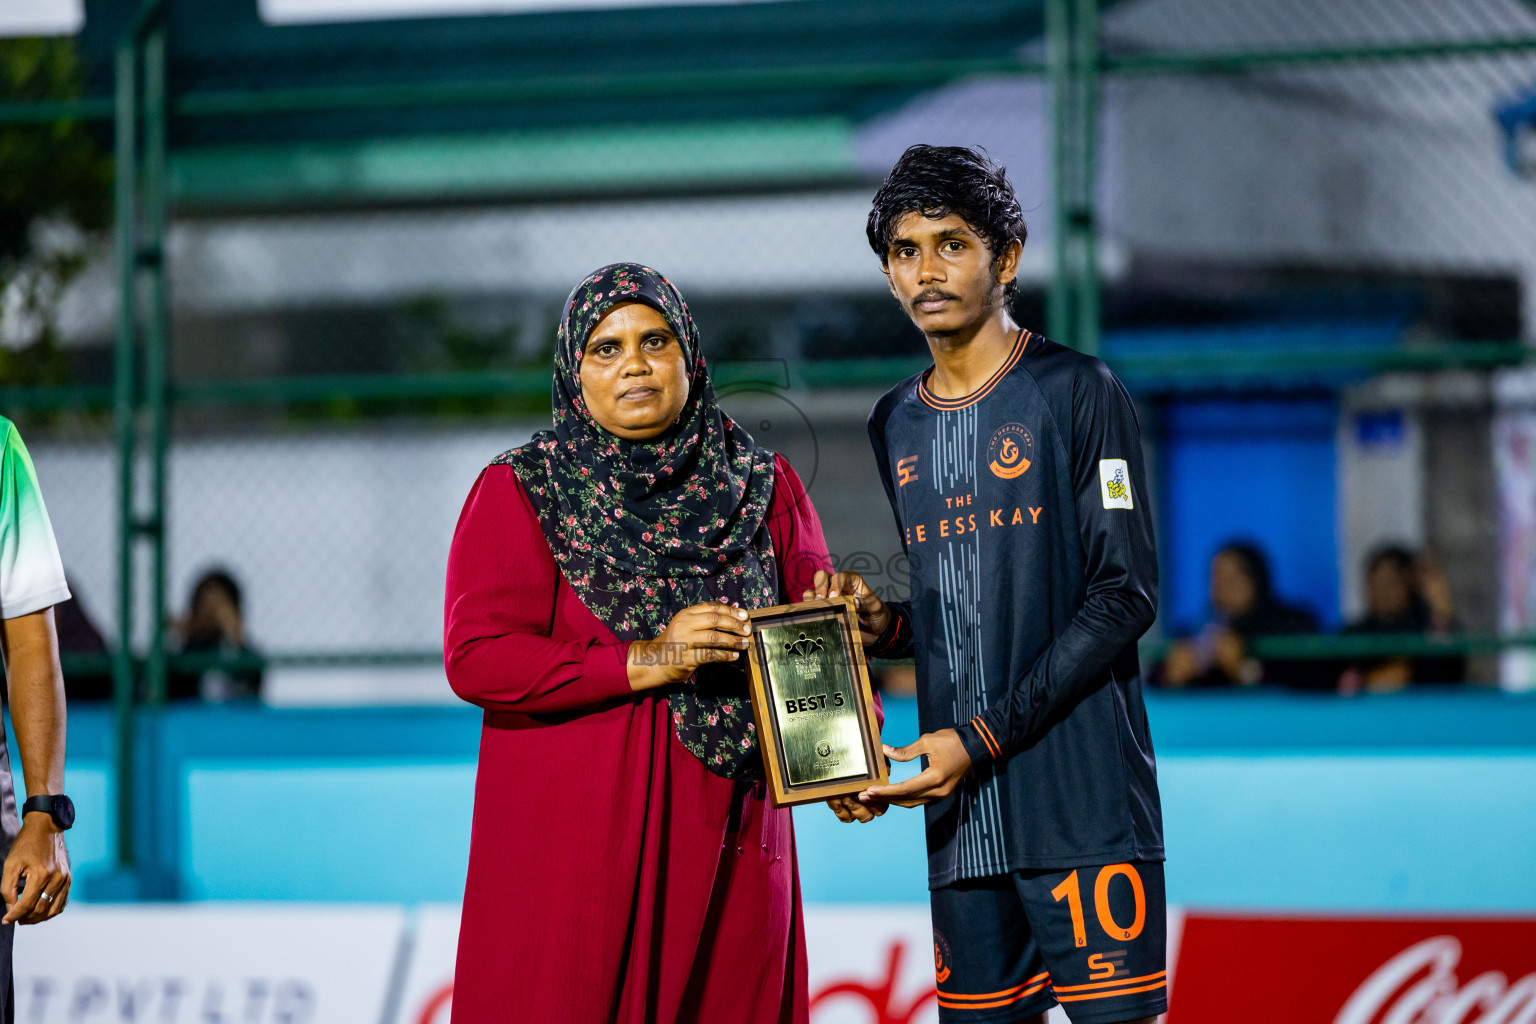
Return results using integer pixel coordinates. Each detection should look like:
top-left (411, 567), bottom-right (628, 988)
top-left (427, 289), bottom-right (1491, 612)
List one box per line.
top-left (1339, 545), bottom-right (1464, 693)
top-left (56, 578), bottom-right (111, 702)
top-left (169, 569), bottom-right (263, 702)
top-left (1157, 542), bottom-right (1318, 688)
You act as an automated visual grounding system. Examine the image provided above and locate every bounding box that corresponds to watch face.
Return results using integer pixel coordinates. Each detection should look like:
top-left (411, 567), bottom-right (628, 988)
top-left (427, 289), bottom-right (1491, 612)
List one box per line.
top-left (52, 796), bottom-right (74, 830)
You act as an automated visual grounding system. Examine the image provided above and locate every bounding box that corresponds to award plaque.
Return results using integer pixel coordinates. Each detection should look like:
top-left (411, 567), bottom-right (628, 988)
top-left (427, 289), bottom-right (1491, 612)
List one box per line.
top-left (744, 596), bottom-right (887, 807)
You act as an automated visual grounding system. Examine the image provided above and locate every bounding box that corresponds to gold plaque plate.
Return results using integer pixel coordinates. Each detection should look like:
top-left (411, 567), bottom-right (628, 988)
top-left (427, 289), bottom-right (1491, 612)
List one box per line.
top-left (745, 597), bottom-right (887, 807)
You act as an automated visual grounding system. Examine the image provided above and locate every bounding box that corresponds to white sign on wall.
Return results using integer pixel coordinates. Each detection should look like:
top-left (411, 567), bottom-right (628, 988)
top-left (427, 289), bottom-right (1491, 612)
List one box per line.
top-left (14, 905), bottom-right (405, 1024)
top-left (0, 0), bottom-right (82, 37)
top-left (1494, 367), bottom-right (1536, 690)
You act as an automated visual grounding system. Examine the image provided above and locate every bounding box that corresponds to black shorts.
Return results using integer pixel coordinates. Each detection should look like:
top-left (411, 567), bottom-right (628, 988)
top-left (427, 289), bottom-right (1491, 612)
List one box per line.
top-left (930, 861), bottom-right (1167, 1024)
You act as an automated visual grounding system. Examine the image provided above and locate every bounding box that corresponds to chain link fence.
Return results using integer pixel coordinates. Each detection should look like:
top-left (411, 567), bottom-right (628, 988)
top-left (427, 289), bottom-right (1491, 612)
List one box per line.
top-left (1097, 0), bottom-right (1536, 684)
top-left (6, 0), bottom-right (1536, 705)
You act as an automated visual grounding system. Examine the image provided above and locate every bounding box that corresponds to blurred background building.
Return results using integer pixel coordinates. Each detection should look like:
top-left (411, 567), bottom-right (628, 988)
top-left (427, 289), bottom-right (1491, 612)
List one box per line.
top-left (4, 1), bottom-right (1536, 1020)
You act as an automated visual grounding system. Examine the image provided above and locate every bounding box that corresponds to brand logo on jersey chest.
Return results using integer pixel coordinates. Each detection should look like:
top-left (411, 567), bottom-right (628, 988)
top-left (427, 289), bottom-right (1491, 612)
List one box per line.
top-left (986, 423), bottom-right (1033, 480)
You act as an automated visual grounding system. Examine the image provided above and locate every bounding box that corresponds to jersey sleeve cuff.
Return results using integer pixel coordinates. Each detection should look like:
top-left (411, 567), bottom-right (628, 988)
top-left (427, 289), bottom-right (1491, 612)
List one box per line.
top-left (868, 602), bottom-right (915, 660)
top-left (957, 716), bottom-right (1003, 766)
top-left (0, 582), bottom-right (72, 620)
top-left (582, 640), bottom-right (635, 700)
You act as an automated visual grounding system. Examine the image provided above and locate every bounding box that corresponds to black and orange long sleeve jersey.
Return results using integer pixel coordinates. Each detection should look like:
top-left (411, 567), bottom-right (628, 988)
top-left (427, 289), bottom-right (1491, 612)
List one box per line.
top-left (868, 329), bottom-right (1164, 887)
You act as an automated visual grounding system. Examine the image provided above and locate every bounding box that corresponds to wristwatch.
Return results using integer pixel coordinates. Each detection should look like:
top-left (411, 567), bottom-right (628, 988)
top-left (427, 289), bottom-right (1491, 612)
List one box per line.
top-left (21, 795), bottom-right (74, 831)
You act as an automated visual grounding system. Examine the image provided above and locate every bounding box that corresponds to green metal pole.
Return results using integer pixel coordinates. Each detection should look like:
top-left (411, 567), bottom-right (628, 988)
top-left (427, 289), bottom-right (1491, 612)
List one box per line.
top-left (1046, 0), bottom-right (1073, 347)
top-left (110, 36), bottom-right (139, 871)
top-left (1073, 0), bottom-right (1101, 358)
top-left (142, 25), bottom-right (170, 707)
top-left (1048, 0), bottom-right (1099, 354)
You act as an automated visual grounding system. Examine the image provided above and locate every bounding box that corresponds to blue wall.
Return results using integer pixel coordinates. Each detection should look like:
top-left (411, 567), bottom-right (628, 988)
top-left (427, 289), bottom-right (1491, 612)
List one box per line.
top-left (65, 693), bottom-right (1536, 910)
top-left (1160, 400), bottom-right (1339, 631)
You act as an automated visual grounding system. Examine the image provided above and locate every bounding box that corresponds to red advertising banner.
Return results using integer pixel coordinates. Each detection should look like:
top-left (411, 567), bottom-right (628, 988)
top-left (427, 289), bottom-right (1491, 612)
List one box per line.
top-left (1170, 914), bottom-right (1536, 1024)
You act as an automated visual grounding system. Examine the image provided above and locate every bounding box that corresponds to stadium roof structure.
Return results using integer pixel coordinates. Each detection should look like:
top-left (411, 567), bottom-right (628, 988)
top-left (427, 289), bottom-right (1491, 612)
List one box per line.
top-left (76, 0), bottom-right (1055, 209)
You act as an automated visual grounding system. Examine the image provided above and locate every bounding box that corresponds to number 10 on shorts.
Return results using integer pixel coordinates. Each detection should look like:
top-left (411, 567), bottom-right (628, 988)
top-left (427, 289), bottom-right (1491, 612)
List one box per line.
top-left (1050, 864), bottom-right (1147, 947)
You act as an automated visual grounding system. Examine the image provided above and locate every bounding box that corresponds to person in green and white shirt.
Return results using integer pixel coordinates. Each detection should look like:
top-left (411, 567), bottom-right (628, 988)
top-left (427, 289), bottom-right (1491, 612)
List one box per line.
top-left (0, 415), bottom-right (74, 1018)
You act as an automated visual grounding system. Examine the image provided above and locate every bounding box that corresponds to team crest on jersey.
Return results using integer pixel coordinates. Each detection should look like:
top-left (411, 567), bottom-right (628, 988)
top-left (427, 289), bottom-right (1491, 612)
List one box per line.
top-left (896, 454), bottom-right (920, 487)
top-left (986, 423), bottom-right (1033, 480)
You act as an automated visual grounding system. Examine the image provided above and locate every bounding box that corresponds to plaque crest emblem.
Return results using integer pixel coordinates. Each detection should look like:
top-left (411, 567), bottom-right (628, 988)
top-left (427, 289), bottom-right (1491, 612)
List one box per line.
top-left (784, 631), bottom-right (825, 658)
top-left (786, 631), bottom-right (825, 677)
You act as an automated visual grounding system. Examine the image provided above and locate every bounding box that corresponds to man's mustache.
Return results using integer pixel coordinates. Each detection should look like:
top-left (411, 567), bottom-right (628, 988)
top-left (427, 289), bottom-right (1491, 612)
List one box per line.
top-left (911, 290), bottom-right (960, 306)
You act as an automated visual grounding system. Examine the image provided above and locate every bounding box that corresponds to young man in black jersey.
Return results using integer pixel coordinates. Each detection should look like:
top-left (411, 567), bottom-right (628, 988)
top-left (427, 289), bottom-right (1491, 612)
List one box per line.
top-left (807, 145), bottom-right (1164, 1024)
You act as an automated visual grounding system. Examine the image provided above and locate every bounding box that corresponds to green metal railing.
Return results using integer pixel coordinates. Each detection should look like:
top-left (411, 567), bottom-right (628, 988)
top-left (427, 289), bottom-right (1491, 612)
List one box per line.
top-left (55, 630), bottom-right (1536, 686)
top-left (1101, 36), bottom-right (1536, 75)
top-left (6, 1), bottom-right (1533, 879)
top-left (9, 35), bottom-right (1536, 126)
top-left (1137, 631), bottom-right (1536, 668)
top-left (4, 341), bottom-right (1526, 416)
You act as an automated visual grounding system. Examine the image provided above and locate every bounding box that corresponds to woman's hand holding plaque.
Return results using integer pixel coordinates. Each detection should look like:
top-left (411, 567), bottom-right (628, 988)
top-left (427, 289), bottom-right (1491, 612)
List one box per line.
top-left (627, 604), bottom-right (753, 692)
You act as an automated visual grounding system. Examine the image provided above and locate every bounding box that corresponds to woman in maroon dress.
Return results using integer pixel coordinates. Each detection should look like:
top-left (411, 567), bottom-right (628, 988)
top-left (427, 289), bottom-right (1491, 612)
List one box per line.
top-left (444, 264), bottom-right (841, 1023)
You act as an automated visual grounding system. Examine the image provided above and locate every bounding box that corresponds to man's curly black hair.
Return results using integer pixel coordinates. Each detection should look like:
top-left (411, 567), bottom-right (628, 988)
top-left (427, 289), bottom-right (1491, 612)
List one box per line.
top-left (866, 144), bottom-right (1028, 302)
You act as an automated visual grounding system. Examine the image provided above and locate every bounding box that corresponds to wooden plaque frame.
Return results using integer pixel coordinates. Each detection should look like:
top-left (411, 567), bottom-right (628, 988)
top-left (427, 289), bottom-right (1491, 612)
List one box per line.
top-left (744, 596), bottom-right (887, 807)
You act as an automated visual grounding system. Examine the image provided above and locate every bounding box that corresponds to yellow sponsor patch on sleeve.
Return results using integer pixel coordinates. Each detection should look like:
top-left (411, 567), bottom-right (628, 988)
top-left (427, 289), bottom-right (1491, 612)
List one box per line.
top-left (1099, 459), bottom-right (1133, 509)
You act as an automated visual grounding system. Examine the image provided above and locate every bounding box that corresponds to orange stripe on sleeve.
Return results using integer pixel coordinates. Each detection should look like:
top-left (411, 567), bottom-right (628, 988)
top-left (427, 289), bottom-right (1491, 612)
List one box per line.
top-left (974, 718), bottom-right (1002, 758)
top-left (969, 717), bottom-right (1000, 758)
top-left (970, 721), bottom-right (995, 761)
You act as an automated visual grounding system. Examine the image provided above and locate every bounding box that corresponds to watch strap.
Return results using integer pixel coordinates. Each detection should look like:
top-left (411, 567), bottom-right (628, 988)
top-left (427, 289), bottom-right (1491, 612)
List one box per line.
top-left (21, 794), bottom-right (73, 830)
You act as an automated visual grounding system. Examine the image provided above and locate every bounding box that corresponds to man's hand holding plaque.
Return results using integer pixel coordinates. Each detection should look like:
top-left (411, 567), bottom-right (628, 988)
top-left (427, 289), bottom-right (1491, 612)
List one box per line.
top-left (801, 569), bottom-right (891, 647)
top-left (801, 569), bottom-right (891, 823)
top-left (866, 730), bottom-right (973, 808)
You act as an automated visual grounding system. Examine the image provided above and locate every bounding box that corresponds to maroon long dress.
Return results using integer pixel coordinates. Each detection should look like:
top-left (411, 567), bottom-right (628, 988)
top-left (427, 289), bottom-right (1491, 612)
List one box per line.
top-left (444, 453), bottom-right (829, 1023)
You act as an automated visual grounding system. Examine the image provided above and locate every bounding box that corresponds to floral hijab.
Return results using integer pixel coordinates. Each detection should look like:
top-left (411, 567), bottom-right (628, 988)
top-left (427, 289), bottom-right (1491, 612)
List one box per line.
top-left (496, 263), bottom-right (778, 779)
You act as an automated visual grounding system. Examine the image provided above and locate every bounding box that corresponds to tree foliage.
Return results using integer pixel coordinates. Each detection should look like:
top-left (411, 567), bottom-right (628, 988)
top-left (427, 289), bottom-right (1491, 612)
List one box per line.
top-left (0, 37), bottom-right (112, 386)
